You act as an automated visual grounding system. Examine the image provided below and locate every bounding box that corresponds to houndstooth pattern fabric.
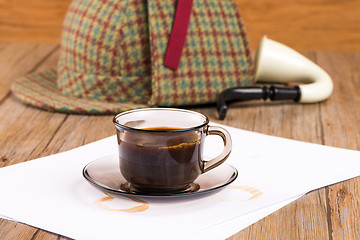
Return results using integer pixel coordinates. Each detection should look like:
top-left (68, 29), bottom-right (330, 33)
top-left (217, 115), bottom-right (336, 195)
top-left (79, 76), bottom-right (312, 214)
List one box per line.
top-left (12, 0), bottom-right (253, 114)
top-left (148, 0), bottom-right (253, 106)
top-left (57, 0), bottom-right (152, 104)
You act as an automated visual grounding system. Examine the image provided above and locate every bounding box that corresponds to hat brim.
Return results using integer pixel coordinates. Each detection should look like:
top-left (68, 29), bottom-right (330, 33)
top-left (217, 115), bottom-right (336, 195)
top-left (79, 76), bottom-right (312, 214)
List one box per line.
top-left (11, 68), bottom-right (149, 114)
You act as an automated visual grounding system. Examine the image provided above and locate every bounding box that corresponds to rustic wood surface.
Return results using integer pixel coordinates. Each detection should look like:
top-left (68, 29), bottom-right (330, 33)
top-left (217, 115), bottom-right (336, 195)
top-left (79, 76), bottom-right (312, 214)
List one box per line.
top-left (0, 43), bottom-right (359, 239)
top-left (0, 0), bottom-right (359, 51)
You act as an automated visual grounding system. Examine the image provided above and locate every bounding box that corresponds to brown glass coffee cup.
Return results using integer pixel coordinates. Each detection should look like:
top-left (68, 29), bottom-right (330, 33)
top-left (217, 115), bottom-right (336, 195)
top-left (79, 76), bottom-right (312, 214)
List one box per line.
top-left (113, 108), bottom-right (232, 193)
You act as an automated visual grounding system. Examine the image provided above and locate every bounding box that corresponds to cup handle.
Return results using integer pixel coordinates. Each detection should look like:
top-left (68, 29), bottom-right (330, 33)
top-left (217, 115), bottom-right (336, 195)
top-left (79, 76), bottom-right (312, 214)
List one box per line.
top-left (202, 126), bottom-right (232, 173)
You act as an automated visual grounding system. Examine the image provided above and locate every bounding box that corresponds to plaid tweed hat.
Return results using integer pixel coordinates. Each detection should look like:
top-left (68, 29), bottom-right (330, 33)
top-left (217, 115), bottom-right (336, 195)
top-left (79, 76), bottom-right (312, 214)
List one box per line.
top-left (11, 0), bottom-right (253, 114)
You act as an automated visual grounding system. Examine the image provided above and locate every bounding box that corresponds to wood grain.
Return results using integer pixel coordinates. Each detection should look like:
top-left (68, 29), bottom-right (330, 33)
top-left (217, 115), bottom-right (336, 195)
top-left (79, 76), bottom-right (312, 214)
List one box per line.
top-left (0, 43), bottom-right (360, 239)
top-left (214, 54), bottom-right (330, 239)
top-left (0, 43), bottom-right (57, 100)
top-left (192, 51), bottom-right (360, 239)
top-left (318, 52), bottom-right (360, 240)
top-left (0, 43), bottom-right (71, 239)
top-left (234, 0), bottom-right (360, 51)
top-left (0, 0), bottom-right (359, 51)
top-left (0, 0), bottom-right (70, 43)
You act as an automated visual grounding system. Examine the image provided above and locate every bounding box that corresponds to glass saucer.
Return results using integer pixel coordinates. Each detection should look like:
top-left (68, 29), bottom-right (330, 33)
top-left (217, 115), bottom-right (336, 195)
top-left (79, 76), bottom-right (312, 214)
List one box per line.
top-left (82, 155), bottom-right (238, 198)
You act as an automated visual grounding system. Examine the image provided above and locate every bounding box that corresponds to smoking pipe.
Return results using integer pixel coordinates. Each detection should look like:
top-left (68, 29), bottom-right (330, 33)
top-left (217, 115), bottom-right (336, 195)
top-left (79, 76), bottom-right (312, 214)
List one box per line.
top-left (216, 36), bottom-right (333, 120)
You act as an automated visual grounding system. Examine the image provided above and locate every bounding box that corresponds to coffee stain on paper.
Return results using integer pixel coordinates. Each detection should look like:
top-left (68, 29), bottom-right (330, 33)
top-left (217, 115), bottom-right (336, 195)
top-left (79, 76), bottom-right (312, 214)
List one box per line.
top-left (213, 185), bottom-right (263, 202)
top-left (95, 192), bottom-right (149, 213)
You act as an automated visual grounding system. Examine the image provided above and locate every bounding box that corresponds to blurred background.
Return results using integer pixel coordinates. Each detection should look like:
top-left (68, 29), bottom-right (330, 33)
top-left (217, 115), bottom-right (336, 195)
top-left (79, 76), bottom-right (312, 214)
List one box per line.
top-left (0, 0), bottom-right (359, 51)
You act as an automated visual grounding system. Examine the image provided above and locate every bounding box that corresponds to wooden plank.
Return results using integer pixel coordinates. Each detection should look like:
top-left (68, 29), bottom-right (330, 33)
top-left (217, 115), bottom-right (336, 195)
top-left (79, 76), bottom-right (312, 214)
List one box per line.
top-left (192, 52), bottom-right (329, 239)
top-left (0, 43), bottom-right (58, 101)
top-left (0, 220), bottom-right (37, 240)
top-left (0, 0), bottom-right (359, 51)
top-left (0, 44), bottom-right (70, 240)
top-left (0, 44), bottom-right (63, 165)
top-left (0, 98), bottom-right (68, 165)
top-left (33, 230), bottom-right (70, 240)
top-left (193, 102), bottom-right (331, 239)
top-left (317, 52), bottom-right (360, 239)
top-left (224, 52), bottom-right (360, 239)
top-left (38, 114), bottom-right (115, 157)
top-left (234, 0), bottom-right (360, 51)
top-left (0, 0), bottom-right (70, 43)
top-left (227, 190), bottom-right (328, 239)
top-left (0, 220), bottom-right (70, 240)
top-left (0, 46), bottom-right (359, 240)
top-left (0, 43), bottom-right (116, 240)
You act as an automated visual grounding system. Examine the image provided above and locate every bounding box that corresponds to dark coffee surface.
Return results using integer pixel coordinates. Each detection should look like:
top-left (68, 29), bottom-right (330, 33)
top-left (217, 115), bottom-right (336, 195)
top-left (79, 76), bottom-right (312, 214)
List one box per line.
top-left (118, 127), bottom-right (203, 192)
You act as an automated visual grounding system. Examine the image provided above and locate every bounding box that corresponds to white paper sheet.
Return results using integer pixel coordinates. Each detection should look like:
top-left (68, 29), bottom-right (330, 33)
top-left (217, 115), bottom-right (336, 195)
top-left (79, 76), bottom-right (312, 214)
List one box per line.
top-left (0, 123), bottom-right (359, 240)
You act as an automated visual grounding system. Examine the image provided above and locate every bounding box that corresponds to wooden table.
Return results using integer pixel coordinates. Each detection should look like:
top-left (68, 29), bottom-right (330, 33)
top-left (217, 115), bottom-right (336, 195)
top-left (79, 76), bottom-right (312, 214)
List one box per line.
top-left (0, 43), bottom-right (359, 239)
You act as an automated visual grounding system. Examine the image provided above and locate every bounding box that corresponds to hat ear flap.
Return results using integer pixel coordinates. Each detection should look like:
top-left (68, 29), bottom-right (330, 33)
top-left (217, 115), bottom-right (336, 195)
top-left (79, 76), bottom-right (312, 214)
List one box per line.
top-left (11, 0), bottom-right (152, 114)
top-left (57, 0), bottom-right (152, 105)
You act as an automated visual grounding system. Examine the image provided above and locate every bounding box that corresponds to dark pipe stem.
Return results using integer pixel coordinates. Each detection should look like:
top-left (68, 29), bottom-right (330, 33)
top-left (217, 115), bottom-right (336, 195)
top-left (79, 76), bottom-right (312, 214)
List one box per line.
top-left (216, 86), bottom-right (301, 120)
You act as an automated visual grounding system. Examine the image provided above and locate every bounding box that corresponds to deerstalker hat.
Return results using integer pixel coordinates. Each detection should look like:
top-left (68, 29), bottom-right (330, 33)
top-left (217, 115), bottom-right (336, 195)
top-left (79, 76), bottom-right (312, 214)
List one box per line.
top-left (11, 0), bottom-right (253, 114)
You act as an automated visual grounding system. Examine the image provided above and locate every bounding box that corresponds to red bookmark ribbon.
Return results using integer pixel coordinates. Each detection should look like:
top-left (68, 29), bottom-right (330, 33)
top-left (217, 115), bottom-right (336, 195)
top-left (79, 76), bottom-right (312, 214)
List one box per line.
top-left (164, 0), bottom-right (194, 70)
